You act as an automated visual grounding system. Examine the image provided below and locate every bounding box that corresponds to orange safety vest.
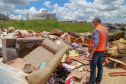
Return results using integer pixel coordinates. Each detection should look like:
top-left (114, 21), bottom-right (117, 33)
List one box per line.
top-left (90, 24), bottom-right (108, 51)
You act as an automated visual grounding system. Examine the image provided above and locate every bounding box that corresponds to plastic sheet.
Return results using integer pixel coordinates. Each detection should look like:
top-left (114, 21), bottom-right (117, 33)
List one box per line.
top-left (0, 63), bottom-right (28, 84)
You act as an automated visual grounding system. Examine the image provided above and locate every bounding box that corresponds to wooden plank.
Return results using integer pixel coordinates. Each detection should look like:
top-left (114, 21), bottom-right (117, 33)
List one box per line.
top-left (68, 56), bottom-right (89, 62)
top-left (67, 35), bottom-right (72, 43)
top-left (108, 57), bottom-right (125, 65)
top-left (109, 72), bottom-right (126, 76)
top-left (108, 57), bottom-right (126, 69)
top-left (82, 43), bottom-right (90, 47)
top-left (68, 56), bottom-right (90, 64)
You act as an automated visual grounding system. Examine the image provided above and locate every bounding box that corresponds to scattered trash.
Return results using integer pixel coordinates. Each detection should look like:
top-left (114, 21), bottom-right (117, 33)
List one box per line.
top-left (0, 27), bottom-right (126, 83)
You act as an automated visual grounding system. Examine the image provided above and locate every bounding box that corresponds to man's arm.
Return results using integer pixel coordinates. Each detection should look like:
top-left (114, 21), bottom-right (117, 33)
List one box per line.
top-left (89, 46), bottom-right (97, 60)
top-left (89, 29), bottom-right (100, 60)
top-left (106, 34), bottom-right (109, 47)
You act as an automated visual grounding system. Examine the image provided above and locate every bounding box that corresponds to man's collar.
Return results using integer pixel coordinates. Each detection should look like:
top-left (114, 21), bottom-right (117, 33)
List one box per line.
top-left (95, 24), bottom-right (102, 28)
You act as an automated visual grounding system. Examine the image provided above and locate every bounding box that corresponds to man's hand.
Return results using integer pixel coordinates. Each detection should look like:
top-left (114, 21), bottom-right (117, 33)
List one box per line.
top-left (89, 54), bottom-right (93, 60)
top-left (89, 46), bottom-right (97, 60)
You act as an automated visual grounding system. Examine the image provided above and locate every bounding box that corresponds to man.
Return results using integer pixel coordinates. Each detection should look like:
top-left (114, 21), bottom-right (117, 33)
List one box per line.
top-left (89, 17), bottom-right (108, 84)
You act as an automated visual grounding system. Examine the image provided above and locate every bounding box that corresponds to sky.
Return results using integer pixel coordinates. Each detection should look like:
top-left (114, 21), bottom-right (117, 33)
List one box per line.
top-left (0, 0), bottom-right (126, 24)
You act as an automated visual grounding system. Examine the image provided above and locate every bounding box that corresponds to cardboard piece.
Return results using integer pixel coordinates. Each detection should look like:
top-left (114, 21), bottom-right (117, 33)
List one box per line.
top-left (6, 58), bottom-right (27, 70)
top-left (67, 35), bottom-right (72, 43)
top-left (83, 66), bottom-right (90, 72)
top-left (107, 46), bottom-right (118, 56)
top-left (75, 62), bottom-right (79, 68)
top-left (80, 36), bottom-right (90, 45)
top-left (71, 70), bottom-right (82, 79)
top-left (68, 56), bottom-right (85, 62)
top-left (77, 67), bottom-right (83, 72)
top-left (81, 71), bottom-right (87, 75)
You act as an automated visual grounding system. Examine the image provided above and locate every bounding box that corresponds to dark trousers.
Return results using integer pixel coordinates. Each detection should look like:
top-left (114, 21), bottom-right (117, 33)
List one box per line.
top-left (89, 51), bottom-right (104, 84)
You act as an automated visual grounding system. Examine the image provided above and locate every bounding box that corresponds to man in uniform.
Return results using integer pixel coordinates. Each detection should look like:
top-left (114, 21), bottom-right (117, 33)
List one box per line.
top-left (89, 17), bottom-right (109, 84)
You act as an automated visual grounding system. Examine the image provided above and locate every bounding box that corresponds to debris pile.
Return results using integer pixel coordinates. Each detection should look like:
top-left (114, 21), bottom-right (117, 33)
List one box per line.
top-left (0, 26), bottom-right (126, 83)
top-left (103, 32), bottom-right (126, 76)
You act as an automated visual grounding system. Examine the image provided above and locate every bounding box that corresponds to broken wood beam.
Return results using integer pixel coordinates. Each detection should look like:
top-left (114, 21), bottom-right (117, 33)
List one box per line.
top-left (109, 72), bottom-right (126, 76)
top-left (68, 56), bottom-right (90, 64)
top-left (68, 56), bottom-right (89, 61)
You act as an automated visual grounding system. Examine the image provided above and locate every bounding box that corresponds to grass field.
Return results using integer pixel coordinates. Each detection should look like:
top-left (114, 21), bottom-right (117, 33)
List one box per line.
top-left (0, 20), bottom-right (94, 33)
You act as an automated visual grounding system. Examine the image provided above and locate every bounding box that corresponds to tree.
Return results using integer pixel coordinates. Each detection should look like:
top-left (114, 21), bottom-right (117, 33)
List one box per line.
top-left (107, 26), bottom-right (116, 31)
top-left (120, 27), bottom-right (126, 31)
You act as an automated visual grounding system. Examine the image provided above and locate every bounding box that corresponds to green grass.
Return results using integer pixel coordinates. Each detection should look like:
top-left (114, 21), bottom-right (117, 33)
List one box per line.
top-left (0, 20), bottom-right (94, 33)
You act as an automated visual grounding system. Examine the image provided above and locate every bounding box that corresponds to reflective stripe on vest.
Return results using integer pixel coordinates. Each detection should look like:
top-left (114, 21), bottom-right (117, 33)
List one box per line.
top-left (98, 28), bottom-right (108, 31)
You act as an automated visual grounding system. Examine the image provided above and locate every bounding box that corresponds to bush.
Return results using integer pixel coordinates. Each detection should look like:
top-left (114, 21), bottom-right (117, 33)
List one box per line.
top-left (120, 27), bottom-right (126, 31)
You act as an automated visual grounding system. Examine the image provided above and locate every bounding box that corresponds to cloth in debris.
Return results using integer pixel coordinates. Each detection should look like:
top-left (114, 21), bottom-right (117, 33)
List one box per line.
top-left (65, 76), bottom-right (74, 84)
top-left (0, 62), bottom-right (28, 84)
top-left (22, 64), bottom-right (37, 74)
top-left (15, 38), bottom-right (43, 51)
top-left (48, 76), bottom-right (55, 84)
top-left (6, 58), bottom-right (37, 74)
top-left (39, 62), bottom-right (47, 69)
top-left (50, 63), bottom-right (71, 83)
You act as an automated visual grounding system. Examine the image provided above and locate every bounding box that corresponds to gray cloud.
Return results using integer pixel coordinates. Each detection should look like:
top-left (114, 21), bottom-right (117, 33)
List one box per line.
top-left (2, 0), bottom-right (28, 6)
top-left (0, 0), bottom-right (37, 15)
top-left (97, 6), bottom-right (119, 11)
top-left (94, 0), bottom-right (124, 11)
top-left (52, 0), bottom-right (126, 23)
top-left (0, 0), bottom-right (126, 23)
top-left (0, 2), bottom-right (14, 11)
top-left (101, 0), bottom-right (117, 4)
top-left (2, 0), bottom-right (37, 6)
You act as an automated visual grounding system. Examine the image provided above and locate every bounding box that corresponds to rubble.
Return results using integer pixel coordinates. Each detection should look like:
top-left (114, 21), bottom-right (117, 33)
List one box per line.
top-left (0, 26), bottom-right (126, 84)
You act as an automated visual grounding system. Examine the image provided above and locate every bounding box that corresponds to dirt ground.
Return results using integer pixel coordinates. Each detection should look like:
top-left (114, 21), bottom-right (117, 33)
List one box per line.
top-left (74, 65), bottom-right (126, 84)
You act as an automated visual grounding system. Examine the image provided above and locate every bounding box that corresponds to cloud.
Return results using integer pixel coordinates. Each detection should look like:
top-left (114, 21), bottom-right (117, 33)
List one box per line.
top-left (9, 14), bottom-right (25, 20)
top-left (52, 4), bottom-right (70, 20)
top-left (2, 0), bottom-right (38, 6)
top-left (29, 7), bottom-right (45, 17)
top-left (9, 14), bottom-right (17, 20)
top-left (0, 0), bottom-right (126, 24)
top-left (0, 0), bottom-right (38, 15)
top-left (52, 0), bottom-right (93, 21)
top-left (0, 1), bottom-right (14, 12)
top-left (0, 0), bottom-right (39, 20)
top-left (44, 1), bottom-right (52, 8)
top-left (93, 0), bottom-right (124, 11)
top-left (51, 0), bottom-right (126, 23)
top-left (13, 7), bottom-right (45, 19)
top-left (14, 9), bottom-right (27, 15)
